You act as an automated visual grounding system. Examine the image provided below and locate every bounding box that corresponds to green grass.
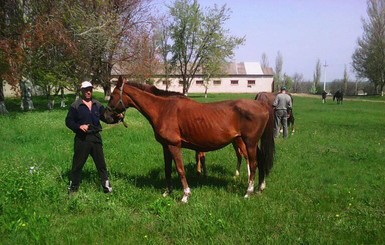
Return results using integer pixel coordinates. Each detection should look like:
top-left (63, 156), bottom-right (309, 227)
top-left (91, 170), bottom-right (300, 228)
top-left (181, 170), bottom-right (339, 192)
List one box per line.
top-left (0, 92), bottom-right (384, 244)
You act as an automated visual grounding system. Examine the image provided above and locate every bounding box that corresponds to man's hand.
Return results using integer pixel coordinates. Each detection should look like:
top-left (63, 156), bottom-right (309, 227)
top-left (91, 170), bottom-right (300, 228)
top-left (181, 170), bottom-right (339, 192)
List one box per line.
top-left (79, 124), bottom-right (89, 132)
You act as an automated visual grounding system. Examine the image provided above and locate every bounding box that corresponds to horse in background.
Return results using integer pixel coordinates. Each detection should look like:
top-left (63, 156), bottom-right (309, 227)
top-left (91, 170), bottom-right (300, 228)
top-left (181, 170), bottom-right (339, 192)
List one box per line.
top-left (104, 76), bottom-right (275, 202)
top-left (255, 92), bottom-right (295, 135)
top-left (333, 90), bottom-right (343, 104)
top-left (321, 90), bottom-right (327, 103)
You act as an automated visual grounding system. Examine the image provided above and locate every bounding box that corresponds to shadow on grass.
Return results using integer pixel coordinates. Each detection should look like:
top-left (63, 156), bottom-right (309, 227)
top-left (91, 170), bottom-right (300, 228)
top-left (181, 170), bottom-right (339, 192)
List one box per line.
top-left (111, 162), bottom-right (245, 194)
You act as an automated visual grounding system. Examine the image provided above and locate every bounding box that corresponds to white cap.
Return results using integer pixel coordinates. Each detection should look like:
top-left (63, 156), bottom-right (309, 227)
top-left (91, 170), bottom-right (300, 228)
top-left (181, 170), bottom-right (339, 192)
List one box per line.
top-left (81, 81), bottom-right (93, 89)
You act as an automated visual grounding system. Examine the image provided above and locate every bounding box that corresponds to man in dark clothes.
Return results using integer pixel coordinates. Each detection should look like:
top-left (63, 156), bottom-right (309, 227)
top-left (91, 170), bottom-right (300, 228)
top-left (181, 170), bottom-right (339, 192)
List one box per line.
top-left (65, 81), bottom-right (119, 193)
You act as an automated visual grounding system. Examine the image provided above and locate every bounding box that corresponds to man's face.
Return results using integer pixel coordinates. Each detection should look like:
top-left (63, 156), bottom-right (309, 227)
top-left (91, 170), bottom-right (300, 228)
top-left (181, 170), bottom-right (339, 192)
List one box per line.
top-left (81, 87), bottom-right (93, 100)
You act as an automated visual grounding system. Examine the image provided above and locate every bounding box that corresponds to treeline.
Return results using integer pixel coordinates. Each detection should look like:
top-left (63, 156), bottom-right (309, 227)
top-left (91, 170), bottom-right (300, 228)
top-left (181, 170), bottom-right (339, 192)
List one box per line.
top-left (290, 80), bottom-right (377, 96)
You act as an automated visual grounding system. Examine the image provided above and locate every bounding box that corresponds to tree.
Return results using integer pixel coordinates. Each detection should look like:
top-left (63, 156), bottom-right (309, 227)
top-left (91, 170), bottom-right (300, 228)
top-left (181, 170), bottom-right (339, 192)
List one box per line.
top-left (274, 51), bottom-right (283, 92)
top-left (0, 0), bottom-right (30, 112)
top-left (343, 65), bottom-right (349, 92)
top-left (154, 16), bottom-right (174, 91)
top-left (282, 73), bottom-right (293, 91)
top-left (169, 0), bottom-right (244, 94)
top-left (312, 58), bottom-right (321, 94)
top-left (292, 72), bottom-right (304, 93)
top-left (201, 53), bottom-right (226, 98)
top-left (352, 0), bottom-right (385, 94)
top-left (62, 0), bottom-right (155, 98)
top-left (261, 52), bottom-right (269, 70)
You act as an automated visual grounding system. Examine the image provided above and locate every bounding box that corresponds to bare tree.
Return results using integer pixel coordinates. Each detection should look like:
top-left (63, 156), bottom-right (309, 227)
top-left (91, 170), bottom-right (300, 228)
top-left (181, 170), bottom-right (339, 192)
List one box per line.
top-left (63, 0), bottom-right (155, 97)
top-left (154, 15), bottom-right (174, 91)
top-left (292, 72), bottom-right (304, 93)
top-left (274, 51), bottom-right (283, 92)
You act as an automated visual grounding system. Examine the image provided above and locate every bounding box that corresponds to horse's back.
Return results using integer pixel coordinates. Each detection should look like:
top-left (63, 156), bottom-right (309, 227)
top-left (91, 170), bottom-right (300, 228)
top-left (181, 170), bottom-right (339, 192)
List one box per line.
top-left (255, 92), bottom-right (276, 106)
top-left (171, 99), bottom-right (269, 150)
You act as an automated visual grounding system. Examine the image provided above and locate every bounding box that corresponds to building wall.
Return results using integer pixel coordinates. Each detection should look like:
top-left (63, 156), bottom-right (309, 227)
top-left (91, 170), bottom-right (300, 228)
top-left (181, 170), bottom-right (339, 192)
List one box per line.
top-left (153, 76), bottom-right (273, 94)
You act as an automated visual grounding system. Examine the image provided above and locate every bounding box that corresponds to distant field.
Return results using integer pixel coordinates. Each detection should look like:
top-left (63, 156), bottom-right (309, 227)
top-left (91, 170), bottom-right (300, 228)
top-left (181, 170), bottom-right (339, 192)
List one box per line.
top-left (0, 92), bottom-right (384, 244)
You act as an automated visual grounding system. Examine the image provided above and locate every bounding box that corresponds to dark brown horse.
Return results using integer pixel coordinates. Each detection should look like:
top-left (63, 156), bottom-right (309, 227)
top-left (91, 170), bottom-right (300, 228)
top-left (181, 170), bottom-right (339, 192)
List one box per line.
top-left (104, 76), bottom-right (275, 202)
top-left (333, 90), bottom-right (343, 104)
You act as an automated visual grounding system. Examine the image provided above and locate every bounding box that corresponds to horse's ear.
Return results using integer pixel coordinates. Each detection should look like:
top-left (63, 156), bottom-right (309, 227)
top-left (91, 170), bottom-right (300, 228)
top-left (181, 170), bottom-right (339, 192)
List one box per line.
top-left (117, 76), bottom-right (123, 87)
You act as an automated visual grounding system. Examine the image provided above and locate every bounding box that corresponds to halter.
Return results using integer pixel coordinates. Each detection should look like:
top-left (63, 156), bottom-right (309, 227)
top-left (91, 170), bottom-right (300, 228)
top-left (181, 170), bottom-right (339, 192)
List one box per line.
top-left (106, 81), bottom-right (128, 127)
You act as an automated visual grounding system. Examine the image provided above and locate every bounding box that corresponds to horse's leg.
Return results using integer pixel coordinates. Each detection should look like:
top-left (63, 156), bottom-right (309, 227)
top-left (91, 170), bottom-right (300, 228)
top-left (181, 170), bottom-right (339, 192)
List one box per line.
top-left (162, 145), bottom-right (173, 197)
top-left (290, 117), bottom-right (295, 135)
top-left (195, 151), bottom-right (201, 176)
top-left (232, 140), bottom-right (245, 177)
top-left (244, 142), bottom-right (257, 198)
top-left (168, 145), bottom-right (191, 203)
top-left (201, 153), bottom-right (207, 177)
top-left (257, 146), bottom-right (266, 192)
top-left (195, 152), bottom-right (206, 177)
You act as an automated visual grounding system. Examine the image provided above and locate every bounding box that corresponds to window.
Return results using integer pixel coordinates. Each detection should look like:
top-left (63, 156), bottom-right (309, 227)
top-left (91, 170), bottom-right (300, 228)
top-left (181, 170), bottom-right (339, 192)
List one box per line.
top-left (213, 80), bottom-right (221, 85)
top-left (247, 80), bottom-right (255, 88)
top-left (196, 80), bottom-right (204, 85)
top-left (178, 80), bottom-right (184, 86)
top-left (231, 80), bottom-right (239, 85)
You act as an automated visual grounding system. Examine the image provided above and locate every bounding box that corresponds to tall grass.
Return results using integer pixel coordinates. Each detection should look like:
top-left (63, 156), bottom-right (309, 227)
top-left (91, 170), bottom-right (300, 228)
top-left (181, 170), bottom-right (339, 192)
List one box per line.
top-left (0, 93), bottom-right (384, 244)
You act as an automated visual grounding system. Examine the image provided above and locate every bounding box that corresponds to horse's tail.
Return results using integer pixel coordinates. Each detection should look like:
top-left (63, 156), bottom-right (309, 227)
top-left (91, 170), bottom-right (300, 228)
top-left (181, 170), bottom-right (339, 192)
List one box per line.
top-left (259, 104), bottom-right (275, 176)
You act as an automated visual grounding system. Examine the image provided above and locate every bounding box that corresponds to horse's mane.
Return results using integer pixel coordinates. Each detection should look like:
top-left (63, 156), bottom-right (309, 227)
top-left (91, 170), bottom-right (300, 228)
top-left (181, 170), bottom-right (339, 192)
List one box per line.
top-left (125, 81), bottom-right (186, 98)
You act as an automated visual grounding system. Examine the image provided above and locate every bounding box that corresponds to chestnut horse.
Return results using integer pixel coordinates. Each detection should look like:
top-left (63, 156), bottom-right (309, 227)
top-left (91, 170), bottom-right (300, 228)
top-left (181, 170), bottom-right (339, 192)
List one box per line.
top-left (112, 80), bottom-right (242, 177)
top-left (104, 77), bottom-right (275, 202)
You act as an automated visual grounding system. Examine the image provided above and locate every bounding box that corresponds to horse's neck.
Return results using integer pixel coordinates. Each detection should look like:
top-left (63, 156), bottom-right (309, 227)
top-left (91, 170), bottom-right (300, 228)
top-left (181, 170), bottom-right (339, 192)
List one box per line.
top-left (123, 85), bottom-right (164, 124)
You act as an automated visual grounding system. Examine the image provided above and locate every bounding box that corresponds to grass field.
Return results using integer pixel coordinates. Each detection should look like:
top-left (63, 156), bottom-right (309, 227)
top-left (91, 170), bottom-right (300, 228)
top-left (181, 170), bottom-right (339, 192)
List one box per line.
top-left (0, 93), bottom-right (384, 244)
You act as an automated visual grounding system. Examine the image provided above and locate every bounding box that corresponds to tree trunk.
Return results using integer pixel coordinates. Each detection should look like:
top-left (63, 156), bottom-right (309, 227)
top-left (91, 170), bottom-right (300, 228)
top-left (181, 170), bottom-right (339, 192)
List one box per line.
top-left (103, 83), bottom-right (111, 101)
top-left (20, 77), bottom-right (35, 111)
top-left (60, 87), bottom-right (66, 107)
top-left (0, 80), bottom-right (8, 114)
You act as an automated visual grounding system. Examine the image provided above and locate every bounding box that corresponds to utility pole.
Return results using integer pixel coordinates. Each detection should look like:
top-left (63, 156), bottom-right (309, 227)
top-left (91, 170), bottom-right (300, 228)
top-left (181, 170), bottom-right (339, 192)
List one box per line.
top-left (323, 61), bottom-right (328, 91)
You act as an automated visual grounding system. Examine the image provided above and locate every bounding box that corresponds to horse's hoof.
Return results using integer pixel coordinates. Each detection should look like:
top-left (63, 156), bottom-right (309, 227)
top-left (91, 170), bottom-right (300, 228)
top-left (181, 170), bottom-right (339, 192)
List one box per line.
top-left (255, 190), bottom-right (263, 195)
top-left (181, 195), bottom-right (189, 203)
top-left (180, 187), bottom-right (191, 203)
top-left (162, 189), bottom-right (171, 197)
top-left (244, 191), bottom-right (253, 198)
top-left (233, 171), bottom-right (240, 179)
top-left (259, 181), bottom-right (266, 192)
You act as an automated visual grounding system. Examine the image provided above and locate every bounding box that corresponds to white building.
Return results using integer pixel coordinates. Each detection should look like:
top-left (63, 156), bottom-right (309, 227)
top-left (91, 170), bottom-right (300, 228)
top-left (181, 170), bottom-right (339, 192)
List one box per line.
top-left (112, 61), bottom-right (274, 94)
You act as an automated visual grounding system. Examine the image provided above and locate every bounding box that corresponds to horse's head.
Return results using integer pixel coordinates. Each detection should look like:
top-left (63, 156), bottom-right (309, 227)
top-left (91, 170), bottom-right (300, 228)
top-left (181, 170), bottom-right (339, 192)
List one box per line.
top-left (103, 76), bottom-right (135, 124)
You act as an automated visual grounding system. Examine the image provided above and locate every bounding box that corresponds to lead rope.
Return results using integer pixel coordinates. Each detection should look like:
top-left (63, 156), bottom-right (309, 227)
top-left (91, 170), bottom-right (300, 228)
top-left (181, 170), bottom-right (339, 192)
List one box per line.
top-left (119, 81), bottom-right (128, 128)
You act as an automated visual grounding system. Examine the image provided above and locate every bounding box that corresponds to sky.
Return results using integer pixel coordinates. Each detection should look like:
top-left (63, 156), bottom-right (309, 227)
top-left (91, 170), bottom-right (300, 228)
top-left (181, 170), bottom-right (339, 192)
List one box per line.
top-left (152, 0), bottom-right (368, 82)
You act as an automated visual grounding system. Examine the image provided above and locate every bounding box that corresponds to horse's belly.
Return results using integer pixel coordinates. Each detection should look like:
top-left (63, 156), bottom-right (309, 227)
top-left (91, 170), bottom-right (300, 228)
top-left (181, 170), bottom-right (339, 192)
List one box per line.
top-left (180, 130), bottom-right (239, 152)
top-left (181, 140), bottom-right (231, 152)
